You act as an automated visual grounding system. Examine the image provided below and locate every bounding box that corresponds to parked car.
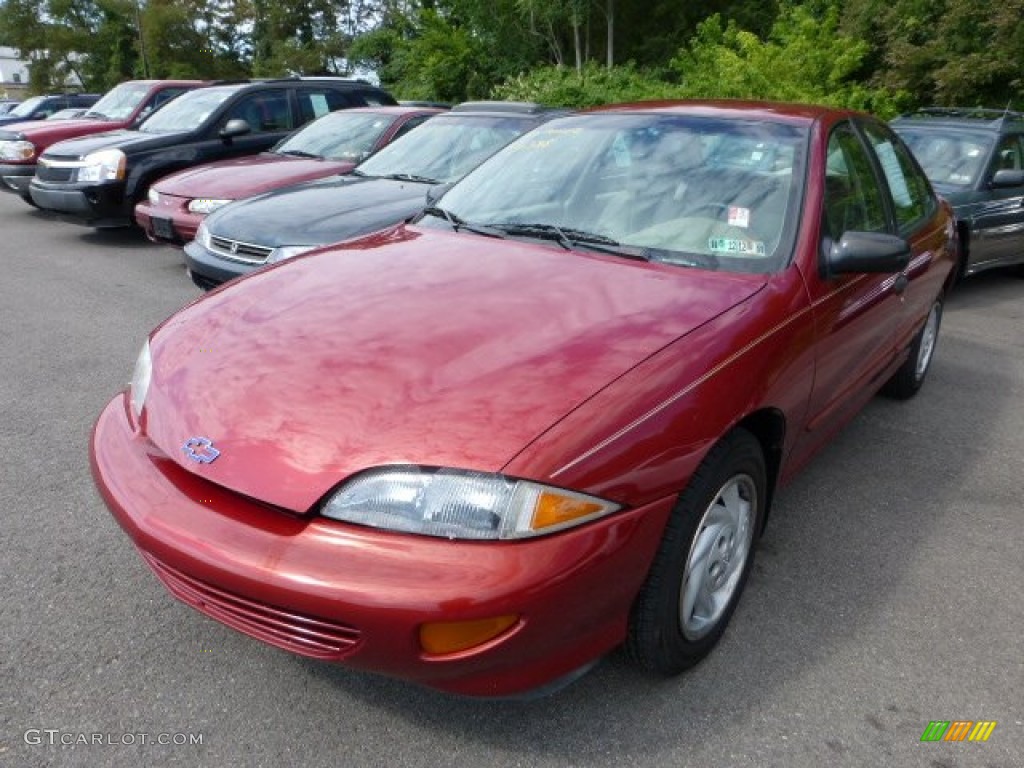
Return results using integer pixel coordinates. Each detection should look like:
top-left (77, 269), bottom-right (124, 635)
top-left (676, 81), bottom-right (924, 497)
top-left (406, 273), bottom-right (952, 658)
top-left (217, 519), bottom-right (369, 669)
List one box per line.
top-left (45, 108), bottom-right (91, 120)
top-left (0, 80), bottom-right (201, 204)
top-left (0, 92), bottom-right (100, 127)
top-left (91, 101), bottom-right (957, 697)
top-left (136, 104), bottom-right (444, 243)
top-left (892, 107), bottom-right (1024, 278)
top-left (0, 99), bottom-right (20, 115)
top-left (184, 101), bottom-right (562, 289)
top-left (29, 78), bottom-right (396, 228)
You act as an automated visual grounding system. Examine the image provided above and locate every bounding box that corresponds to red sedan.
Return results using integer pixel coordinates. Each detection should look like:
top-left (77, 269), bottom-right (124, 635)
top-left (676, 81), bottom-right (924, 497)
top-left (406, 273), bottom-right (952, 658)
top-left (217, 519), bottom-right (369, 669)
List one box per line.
top-left (92, 101), bottom-right (956, 697)
top-left (134, 105), bottom-right (443, 243)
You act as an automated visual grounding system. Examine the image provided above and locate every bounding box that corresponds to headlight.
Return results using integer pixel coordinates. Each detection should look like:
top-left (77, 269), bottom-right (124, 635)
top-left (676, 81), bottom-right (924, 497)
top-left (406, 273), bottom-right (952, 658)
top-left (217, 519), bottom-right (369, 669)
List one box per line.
top-left (0, 140), bottom-right (34, 161)
top-left (129, 340), bottom-right (152, 420)
top-left (77, 149), bottom-right (126, 183)
top-left (267, 244), bottom-right (318, 264)
top-left (195, 220), bottom-right (212, 249)
top-left (147, 188), bottom-right (160, 205)
top-left (322, 467), bottom-right (621, 540)
top-left (187, 198), bottom-right (232, 215)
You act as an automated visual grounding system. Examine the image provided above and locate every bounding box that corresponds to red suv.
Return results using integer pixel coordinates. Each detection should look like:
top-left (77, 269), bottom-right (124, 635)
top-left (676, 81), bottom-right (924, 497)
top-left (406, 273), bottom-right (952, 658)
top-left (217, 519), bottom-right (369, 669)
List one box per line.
top-left (0, 80), bottom-right (201, 205)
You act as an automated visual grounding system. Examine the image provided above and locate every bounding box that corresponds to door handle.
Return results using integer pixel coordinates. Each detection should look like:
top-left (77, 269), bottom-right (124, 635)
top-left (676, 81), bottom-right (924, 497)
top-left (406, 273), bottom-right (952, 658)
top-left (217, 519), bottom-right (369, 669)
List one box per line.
top-left (893, 273), bottom-right (909, 294)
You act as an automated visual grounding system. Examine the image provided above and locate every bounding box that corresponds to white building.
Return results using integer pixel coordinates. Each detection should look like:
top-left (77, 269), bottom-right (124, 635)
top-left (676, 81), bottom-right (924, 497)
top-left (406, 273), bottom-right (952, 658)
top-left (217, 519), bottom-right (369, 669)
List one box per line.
top-left (0, 46), bottom-right (31, 97)
top-left (0, 46), bottom-right (84, 98)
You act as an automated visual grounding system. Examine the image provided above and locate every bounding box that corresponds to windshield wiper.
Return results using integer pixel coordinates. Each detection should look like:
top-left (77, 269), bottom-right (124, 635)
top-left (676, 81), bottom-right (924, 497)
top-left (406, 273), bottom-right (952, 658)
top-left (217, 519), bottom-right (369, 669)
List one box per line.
top-left (422, 206), bottom-right (506, 239)
top-left (278, 149), bottom-right (319, 158)
top-left (379, 172), bottom-right (440, 184)
top-left (490, 222), bottom-right (651, 261)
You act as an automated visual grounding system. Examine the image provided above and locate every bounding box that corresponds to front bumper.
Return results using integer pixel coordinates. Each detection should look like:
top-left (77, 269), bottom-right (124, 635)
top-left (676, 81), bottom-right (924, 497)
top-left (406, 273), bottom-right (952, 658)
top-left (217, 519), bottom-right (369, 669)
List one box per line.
top-left (135, 194), bottom-right (203, 244)
top-left (0, 163), bottom-right (34, 195)
top-left (90, 392), bottom-right (674, 697)
top-left (183, 240), bottom-right (252, 289)
top-left (29, 178), bottom-right (131, 227)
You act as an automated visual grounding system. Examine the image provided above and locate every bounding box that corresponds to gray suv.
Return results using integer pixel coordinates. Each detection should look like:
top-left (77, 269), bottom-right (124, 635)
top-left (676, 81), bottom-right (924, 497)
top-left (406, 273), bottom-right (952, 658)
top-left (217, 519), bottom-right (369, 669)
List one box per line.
top-left (892, 108), bottom-right (1024, 279)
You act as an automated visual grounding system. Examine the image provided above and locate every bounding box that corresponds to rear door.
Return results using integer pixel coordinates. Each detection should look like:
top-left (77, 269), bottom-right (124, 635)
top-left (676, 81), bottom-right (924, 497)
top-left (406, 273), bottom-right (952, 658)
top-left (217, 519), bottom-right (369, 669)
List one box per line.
top-left (856, 119), bottom-right (951, 355)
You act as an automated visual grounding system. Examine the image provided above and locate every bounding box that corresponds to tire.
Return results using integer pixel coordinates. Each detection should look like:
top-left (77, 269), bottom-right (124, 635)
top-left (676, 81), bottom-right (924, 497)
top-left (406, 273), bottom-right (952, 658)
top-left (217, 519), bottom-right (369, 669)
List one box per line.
top-left (883, 297), bottom-right (943, 400)
top-left (20, 193), bottom-right (39, 209)
top-left (625, 428), bottom-right (766, 675)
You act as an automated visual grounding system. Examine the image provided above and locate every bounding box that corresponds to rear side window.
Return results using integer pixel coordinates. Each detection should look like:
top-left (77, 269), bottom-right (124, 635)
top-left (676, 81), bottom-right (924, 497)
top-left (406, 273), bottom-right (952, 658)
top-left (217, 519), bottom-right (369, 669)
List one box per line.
top-left (823, 122), bottom-right (888, 239)
top-left (860, 121), bottom-right (934, 231)
top-left (297, 89), bottom-right (352, 124)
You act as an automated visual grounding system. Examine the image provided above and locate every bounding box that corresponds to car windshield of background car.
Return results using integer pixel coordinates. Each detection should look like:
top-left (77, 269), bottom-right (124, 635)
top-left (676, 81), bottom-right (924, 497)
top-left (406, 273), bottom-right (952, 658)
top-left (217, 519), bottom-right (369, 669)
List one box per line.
top-left (83, 82), bottom-right (153, 121)
top-left (275, 112), bottom-right (393, 161)
top-left (138, 87), bottom-right (236, 134)
top-left (9, 96), bottom-right (45, 117)
top-left (433, 113), bottom-right (808, 274)
top-left (355, 115), bottom-right (531, 184)
top-left (895, 128), bottom-right (992, 187)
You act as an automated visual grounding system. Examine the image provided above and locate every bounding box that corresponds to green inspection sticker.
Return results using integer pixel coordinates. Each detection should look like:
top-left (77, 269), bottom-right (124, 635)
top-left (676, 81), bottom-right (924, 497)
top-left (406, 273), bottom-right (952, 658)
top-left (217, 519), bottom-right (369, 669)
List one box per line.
top-left (708, 237), bottom-right (766, 256)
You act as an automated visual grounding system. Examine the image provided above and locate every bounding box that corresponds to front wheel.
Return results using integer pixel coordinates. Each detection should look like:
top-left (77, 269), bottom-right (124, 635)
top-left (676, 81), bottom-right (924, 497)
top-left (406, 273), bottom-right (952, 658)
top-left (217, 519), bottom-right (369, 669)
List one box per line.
top-left (625, 428), bottom-right (766, 675)
top-left (883, 297), bottom-right (943, 400)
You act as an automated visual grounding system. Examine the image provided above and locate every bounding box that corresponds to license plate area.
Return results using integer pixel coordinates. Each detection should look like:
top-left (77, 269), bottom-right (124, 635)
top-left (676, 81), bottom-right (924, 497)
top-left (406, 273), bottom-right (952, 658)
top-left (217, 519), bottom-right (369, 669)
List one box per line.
top-left (152, 216), bottom-right (175, 240)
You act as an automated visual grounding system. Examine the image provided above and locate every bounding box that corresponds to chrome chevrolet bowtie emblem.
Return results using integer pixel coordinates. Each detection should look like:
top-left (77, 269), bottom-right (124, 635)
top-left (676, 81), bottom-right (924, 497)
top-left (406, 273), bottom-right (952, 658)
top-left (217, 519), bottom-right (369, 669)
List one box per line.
top-left (183, 437), bottom-right (220, 464)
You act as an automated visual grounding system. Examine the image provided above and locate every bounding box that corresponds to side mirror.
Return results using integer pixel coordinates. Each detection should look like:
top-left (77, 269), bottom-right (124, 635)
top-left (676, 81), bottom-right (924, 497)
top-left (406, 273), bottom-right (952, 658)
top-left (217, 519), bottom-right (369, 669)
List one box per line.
top-left (991, 168), bottom-right (1024, 188)
top-left (826, 231), bottom-right (911, 276)
top-left (220, 118), bottom-right (251, 141)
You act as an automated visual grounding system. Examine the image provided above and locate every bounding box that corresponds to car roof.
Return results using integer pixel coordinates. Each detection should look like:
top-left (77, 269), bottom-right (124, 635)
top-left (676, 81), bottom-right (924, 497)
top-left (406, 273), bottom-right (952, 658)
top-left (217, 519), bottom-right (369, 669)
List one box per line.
top-left (327, 105), bottom-right (447, 117)
top-left (584, 99), bottom-right (857, 126)
top-left (891, 107), bottom-right (1024, 134)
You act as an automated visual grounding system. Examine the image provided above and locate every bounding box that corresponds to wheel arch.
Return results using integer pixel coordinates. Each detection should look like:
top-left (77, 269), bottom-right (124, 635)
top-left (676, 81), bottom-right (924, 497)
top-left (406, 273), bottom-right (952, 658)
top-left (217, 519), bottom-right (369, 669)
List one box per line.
top-left (733, 408), bottom-right (786, 532)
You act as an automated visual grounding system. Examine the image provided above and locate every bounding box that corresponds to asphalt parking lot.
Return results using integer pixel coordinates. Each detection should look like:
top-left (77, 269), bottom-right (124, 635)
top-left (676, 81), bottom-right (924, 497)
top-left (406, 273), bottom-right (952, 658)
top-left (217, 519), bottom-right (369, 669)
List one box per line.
top-left (1, 190), bottom-right (1021, 768)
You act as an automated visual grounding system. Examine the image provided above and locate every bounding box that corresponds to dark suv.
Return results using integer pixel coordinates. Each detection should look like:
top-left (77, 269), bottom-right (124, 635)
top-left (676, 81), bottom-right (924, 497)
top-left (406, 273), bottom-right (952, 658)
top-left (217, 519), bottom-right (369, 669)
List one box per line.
top-left (892, 108), bottom-right (1024, 278)
top-left (0, 80), bottom-right (201, 204)
top-left (0, 93), bottom-right (101, 127)
top-left (29, 78), bottom-right (396, 228)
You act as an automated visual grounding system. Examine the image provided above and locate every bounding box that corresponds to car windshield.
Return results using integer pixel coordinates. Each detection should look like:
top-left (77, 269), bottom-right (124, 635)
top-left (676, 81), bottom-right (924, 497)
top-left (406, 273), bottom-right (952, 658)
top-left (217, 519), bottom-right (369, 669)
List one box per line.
top-left (83, 82), bottom-right (152, 121)
top-left (9, 96), bottom-right (46, 117)
top-left (275, 111), bottom-right (398, 161)
top-left (355, 114), bottom-right (532, 183)
top-left (894, 127), bottom-right (993, 187)
top-left (138, 86), bottom-right (236, 134)
top-left (431, 113), bottom-right (808, 273)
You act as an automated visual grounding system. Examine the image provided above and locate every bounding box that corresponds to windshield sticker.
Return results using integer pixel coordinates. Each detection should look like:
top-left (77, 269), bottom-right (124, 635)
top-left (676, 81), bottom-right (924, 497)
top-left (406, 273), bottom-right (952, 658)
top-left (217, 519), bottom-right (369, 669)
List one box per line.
top-left (728, 206), bottom-right (750, 228)
top-left (708, 237), bottom-right (766, 256)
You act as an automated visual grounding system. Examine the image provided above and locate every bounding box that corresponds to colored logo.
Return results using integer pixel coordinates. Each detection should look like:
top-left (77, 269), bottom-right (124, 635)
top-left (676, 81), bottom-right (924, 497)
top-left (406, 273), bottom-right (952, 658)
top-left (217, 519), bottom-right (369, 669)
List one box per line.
top-left (182, 437), bottom-right (221, 464)
top-left (920, 720), bottom-right (997, 742)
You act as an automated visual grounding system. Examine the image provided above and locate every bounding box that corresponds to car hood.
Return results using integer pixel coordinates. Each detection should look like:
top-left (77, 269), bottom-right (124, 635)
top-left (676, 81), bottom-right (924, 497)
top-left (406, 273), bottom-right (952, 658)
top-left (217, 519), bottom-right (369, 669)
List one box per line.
top-left (153, 154), bottom-right (356, 199)
top-left (204, 176), bottom-right (431, 247)
top-left (144, 226), bottom-right (768, 512)
top-left (41, 129), bottom-right (184, 158)
top-left (0, 117), bottom-right (124, 143)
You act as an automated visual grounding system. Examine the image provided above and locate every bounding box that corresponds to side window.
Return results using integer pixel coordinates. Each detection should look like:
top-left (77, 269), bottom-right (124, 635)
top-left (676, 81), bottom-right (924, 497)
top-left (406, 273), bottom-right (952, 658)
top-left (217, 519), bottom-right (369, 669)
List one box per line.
top-left (823, 122), bottom-right (888, 240)
top-left (356, 90), bottom-right (391, 107)
top-left (993, 135), bottom-right (1023, 172)
top-left (222, 89), bottom-right (293, 133)
top-left (149, 88), bottom-right (188, 111)
top-left (391, 115), bottom-right (429, 141)
top-left (297, 89), bottom-right (351, 125)
top-left (860, 121), bottom-right (934, 231)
